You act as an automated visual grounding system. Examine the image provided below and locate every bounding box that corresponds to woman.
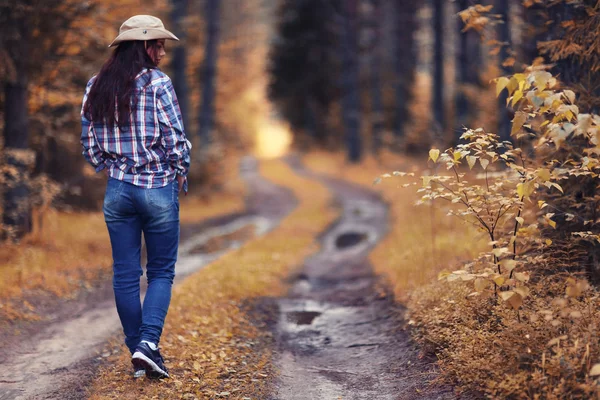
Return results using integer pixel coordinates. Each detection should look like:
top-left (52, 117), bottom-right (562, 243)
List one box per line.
top-left (80, 15), bottom-right (191, 379)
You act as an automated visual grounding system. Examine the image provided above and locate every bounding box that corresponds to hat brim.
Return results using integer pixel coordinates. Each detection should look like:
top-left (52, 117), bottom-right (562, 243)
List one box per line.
top-left (108, 28), bottom-right (179, 47)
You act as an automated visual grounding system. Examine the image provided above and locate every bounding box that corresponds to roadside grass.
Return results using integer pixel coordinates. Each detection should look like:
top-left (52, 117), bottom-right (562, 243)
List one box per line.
top-left (87, 158), bottom-right (337, 399)
top-left (0, 175), bottom-right (245, 323)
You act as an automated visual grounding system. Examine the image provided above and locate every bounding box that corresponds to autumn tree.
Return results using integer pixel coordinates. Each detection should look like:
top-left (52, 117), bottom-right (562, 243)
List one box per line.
top-left (268, 0), bottom-right (340, 146)
top-left (495, 0), bottom-right (512, 143)
top-left (198, 0), bottom-right (221, 149)
top-left (368, 0), bottom-right (384, 153)
top-left (393, 0), bottom-right (418, 142)
top-left (0, 0), bottom-right (85, 238)
top-left (525, 0), bottom-right (600, 280)
top-left (340, 0), bottom-right (362, 162)
top-left (170, 0), bottom-right (190, 130)
top-left (432, 0), bottom-right (445, 136)
top-left (455, 0), bottom-right (483, 142)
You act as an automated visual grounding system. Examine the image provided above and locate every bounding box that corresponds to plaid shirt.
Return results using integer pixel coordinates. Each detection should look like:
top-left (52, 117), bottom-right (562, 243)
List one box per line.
top-left (81, 68), bottom-right (191, 192)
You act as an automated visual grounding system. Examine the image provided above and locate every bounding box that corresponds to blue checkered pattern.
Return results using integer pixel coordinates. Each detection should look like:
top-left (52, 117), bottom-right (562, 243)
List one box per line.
top-left (81, 68), bottom-right (191, 192)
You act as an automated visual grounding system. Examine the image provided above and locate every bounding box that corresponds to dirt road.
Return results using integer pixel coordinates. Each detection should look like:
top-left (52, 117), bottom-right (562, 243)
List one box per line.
top-left (0, 157), bottom-right (296, 400)
top-left (266, 157), bottom-right (457, 400)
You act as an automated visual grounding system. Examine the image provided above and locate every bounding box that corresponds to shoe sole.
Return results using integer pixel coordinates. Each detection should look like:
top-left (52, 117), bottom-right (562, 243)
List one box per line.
top-left (132, 352), bottom-right (169, 379)
top-left (133, 369), bottom-right (146, 379)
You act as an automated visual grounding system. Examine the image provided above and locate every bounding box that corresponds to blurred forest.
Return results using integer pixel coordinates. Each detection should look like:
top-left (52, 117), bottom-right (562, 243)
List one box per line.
top-left (0, 0), bottom-right (275, 239)
top-left (1, 0), bottom-right (599, 257)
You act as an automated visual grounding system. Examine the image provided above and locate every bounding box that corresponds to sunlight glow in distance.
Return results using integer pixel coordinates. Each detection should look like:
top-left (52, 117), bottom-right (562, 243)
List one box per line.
top-left (254, 119), bottom-right (292, 159)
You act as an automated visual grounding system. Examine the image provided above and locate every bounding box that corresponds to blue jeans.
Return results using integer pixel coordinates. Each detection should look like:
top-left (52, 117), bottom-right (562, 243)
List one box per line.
top-left (103, 178), bottom-right (179, 354)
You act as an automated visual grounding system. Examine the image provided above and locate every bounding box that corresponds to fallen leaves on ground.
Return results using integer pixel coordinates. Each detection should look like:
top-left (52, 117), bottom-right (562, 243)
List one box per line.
top-left (88, 159), bottom-right (337, 399)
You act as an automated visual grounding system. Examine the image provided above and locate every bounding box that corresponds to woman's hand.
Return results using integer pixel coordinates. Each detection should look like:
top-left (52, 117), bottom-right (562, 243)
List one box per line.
top-left (177, 175), bottom-right (185, 193)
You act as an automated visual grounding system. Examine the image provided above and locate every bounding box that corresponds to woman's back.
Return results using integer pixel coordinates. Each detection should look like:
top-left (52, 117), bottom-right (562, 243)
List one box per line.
top-left (81, 68), bottom-right (191, 189)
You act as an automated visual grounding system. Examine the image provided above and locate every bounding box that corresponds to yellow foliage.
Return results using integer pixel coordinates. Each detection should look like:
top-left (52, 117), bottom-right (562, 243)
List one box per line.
top-left (0, 179), bottom-right (246, 322)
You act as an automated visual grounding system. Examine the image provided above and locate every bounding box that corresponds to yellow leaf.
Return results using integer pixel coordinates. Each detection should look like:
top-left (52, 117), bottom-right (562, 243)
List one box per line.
top-left (506, 77), bottom-right (519, 94)
top-left (429, 149), bottom-right (440, 163)
top-left (480, 158), bottom-right (490, 170)
top-left (536, 168), bottom-right (551, 182)
top-left (493, 275), bottom-right (506, 286)
top-left (532, 70), bottom-right (552, 89)
top-left (544, 213), bottom-right (557, 229)
top-left (501, 259), bottom-right (517, 272)
top-left (437, 270), bottom-right (451, 281)
top-left (545, 239), bottom-right (553, 246)
top-left (496, 77), bottom-right (510, 97)
top-left (500, 291), bottom-right (514, 301)
top-left (516, 216), bottom-right (524, 225)
top-left (589, 363), bottom-right (600, 377)
top-left (517, 181), bottom-right (535, 200)
top-left (550, 182), bottom-right (564, 193)
top-left (564, 89), bottom-right (576, 104)
top-left (514, 272), bottom-right (530, 283)
top-left (512, 90), bottom-right (524, 106)
top-left (493, 247), bottom-right (509, 258)
top-left (512, 111), bottom-right (528, 135)
top-left (467, 156), bottom-right (477, 169)
top-left (514, 286), bottom-right (530, 298)
top-left (474, 278), bottom-right (489, 292)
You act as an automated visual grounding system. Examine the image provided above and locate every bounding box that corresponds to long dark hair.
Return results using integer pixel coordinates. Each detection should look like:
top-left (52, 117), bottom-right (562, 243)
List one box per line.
top-left (83, 40), bottom-right (159, 129)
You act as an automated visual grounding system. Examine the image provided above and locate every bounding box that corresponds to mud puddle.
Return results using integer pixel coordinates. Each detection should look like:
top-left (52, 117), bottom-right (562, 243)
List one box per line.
top-left (0, 156), bottom-right (296, 400)
top-left (268, 157), bottom-right (457, 400)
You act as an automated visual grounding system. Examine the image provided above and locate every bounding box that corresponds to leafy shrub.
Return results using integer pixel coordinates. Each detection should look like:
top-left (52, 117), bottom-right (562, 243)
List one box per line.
top-left (379, 68), bottom-right (600, 398)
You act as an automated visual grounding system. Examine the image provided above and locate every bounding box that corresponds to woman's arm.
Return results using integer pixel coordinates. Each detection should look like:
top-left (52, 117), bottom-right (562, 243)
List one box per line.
top-left (156, 77), bottom-right (192, 191)
top-left (80, 81), bottom-right (107, 173)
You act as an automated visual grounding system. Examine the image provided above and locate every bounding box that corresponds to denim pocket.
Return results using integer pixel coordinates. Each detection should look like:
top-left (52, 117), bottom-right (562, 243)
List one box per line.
top-left (147, 181), bottom-right (175, 211)
top-left (103, 178), bottom-right (123, 207)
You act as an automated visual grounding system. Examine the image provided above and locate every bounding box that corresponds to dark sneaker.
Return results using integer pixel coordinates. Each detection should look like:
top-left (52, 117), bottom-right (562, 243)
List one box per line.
top-left (131, 342), bottom-right (169, 379)
top-left (133, 364), bottom-right (145, 379)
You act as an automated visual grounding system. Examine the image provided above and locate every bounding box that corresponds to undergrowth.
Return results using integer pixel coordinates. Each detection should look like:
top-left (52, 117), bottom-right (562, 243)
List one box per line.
top-left (0, 171), bottom-right (245, 323)
top-left (380, 68), bottom-right (600, 398)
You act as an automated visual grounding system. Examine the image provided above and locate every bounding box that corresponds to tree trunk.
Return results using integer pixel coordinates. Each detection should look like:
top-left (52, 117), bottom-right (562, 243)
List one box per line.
top-left (495, 0), bottom-right (512, 143)
top-left (393, 0), bottom-right (417, 141)
top-left (198, 0), bottom-right (221, 148)
top-left (341, 0), bottom-right (361, 162)
top-left (3, 20), bottom-right (32, 239)
top-left (432, 0), bottom-right (445, 137)
top-left (455, 0), bottom-right (482, 141)
top-left (170, 0), bottom-right (189, 130)
top-left (370, 0), bottom-right (384, 154)
top-left (520, 2), bottom-right (546, 66)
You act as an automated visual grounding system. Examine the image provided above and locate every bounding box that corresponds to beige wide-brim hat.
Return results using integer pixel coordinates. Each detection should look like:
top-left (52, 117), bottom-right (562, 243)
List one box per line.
top-left (108, 15), bottom-right (179, 48)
